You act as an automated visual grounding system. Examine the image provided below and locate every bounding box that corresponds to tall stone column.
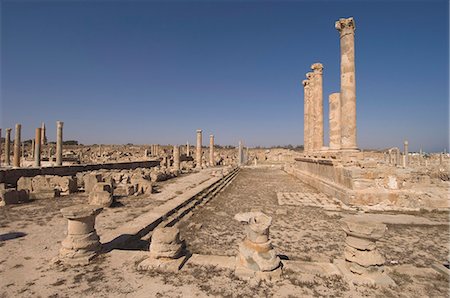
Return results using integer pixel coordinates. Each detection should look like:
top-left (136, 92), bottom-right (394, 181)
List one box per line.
top-left (186, 142), bottom-right (190, 157)
top-left (209, 135), bottom-right (215, 167)
top-left (336, 17), bottom-right (357, 150)
top-left (173, 145), bottom-right (180, 171)
top-left (302, 79), bottom-right (310, 153)
top-left (5, 128), bottom-right (11, 166)
top-left (329, 93), bottom-right (341, 150)
top-left (403, 140), bottom-right (409, 167)
top-left (34, 128), bottom-right (42, 167)
top-left (13, 124), bottom-right (21, 168)
top-left (56, 121), bottom-right (64, 166)
top-left (306, 72), bottom-right (314, 153)
top-left (238, 141), bottom-right (243, 166)
top-left (196, 129), bottom-right (202, 168)
top-left (311, 63), bottom-right (324, 151)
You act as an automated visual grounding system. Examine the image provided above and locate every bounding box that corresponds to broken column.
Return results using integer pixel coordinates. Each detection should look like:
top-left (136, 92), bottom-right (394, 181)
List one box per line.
top-left (34, 128), bottom-right (42, 167)
top-left (196, 129), bottom-right (202, 169)
top-left (335, 217), bottom-right (395, 285)
top-left (138, 226), bottom-right (186, 272)
top-left (311, 63), bottom-right (324, 151)
top-left (41, 122), bottom-right (47, 146)
top-left (329, 93), bottom-right (341, 150)
top-left (173, 145), bottom-right (180, 171)
top-left (186, 141), bottom-right (190, 157)
top-left (234, 212), bottom-right (282, 280)
top-left (13, 124), bottom-right (21, 168)
top-left (5, 128), bottom-right (11, 166)
top-left (336, 17), bottom-right (358, 151)
top-left (209, 134), bottom-right (215, 167)
top-left (59, 205), bottom-right (102, 265)
top-left (56, 121), bottom-right (63, 166)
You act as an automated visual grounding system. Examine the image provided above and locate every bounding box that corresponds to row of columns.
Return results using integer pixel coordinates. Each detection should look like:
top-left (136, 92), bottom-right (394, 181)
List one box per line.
top-left (195, 129), bottom-right (216, 169)
top-left (303, 17), bottom-right (357, 153)
top-left (1, 121), bottom-right (63, 168)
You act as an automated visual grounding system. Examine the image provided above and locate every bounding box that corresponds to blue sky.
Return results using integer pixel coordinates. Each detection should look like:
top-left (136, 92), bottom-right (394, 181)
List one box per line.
top-left (1, 0), bottom-right (448, 152)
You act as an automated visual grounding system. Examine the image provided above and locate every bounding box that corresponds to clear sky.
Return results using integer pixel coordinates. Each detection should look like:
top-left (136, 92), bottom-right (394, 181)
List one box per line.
top-left (1, 0), bottom-right (448, 152)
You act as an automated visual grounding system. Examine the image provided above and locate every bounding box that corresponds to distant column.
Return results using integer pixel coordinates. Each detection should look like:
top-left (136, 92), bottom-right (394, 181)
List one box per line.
top-left (31, 139), bottom-right (35, 159)
top-left (311, 63), bottom-right (324, 151)
top-left (336, 17), bottom-right (357, 150)
top-left (173, 145), bottom-right (180, 171)
top-left (209, 135), bottom-right (215, 167)
top-left (329, 93), bottom-right (341, 150)
top-left (56, 121), bottom-right (64, 166)
top-left (34, 128), bottom-right (42, 167)
top-left (196, 130), bottom-right (202, 168)
top-left (0, 128), bottom-right (2, 167)
top-left (5, 128), bottom-right (11, 166)
top-left (41, 122), bottom-right (47, 146)
top-left (186, 141), bottom-right (190, 157)
top-left (13, 124), bottom-right (21, 168)
top-left (238, 141), bottom-right (243, 166)
top-left (403, 140), bottom-right (409, 167)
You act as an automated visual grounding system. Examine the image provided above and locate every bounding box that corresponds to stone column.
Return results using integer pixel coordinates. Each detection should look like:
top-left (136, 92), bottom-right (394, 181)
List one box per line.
top-left (56, 121), bottom-right (64, 166)
top-left (336, 17), bottom-right (357, 150)
top-left (31, 139), bottom-right (35, 159)
top-left (173, 145), bottom-right (180, 171)
top-left (0, 128), bottom-right (1, 167)
top-left (403, 140), bottom-right (409, 167)
top-left (13, 124), bottom-right (21, 168)
top-left (311, 63), bottom-right (324, 151)
top-left (5, 128), bottom-right (11, 166)
top-left (59, 205), bottom-right (102, 265)
top-left (209, 135), bottom-right (215, 167)
top-left (34, 128), bottom-right (42, 167)
top-left (302, 79), bottom-right (310, 153)
top-left (186, 142), bottom-right (190, 157)
top-left (238, 141), bottom-right (243, 166)
top-left (306, 72), bottom-right (314, 153)
top-left (196, 129), bottom-right (202, 168)
top-left (329, 93), bottom-right (341, 150)
top-left (41, 122), bottom-right (47, 146)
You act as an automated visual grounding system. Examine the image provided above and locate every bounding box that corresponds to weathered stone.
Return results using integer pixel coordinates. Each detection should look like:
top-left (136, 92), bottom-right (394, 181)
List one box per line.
top-left (0, 189), bottom-right (29, 206)
top-left (83, 173), bottom-right (103, 194)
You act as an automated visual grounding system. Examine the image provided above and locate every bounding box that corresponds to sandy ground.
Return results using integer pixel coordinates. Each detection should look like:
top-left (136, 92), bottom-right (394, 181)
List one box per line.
top-left (0, 167), bottom-right (449, 297)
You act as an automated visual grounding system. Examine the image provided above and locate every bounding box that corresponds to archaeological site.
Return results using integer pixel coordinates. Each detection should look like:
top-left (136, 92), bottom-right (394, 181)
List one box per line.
top-left (1, 2), bottom-right (449, 298)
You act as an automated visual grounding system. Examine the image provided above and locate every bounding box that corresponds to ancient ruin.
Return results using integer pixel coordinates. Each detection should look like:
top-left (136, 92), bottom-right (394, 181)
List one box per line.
top-left (0, 11), bottom-right (448, 298)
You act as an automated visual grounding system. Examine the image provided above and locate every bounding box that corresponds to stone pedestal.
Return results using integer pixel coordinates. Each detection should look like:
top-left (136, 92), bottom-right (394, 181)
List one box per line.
top-left (56, 121), bottom-right (64, 166)
top-left (335, 217), bottom-right (395, 286)
top-left (196, 130), bottom-right (202, 169)
top-left (13, 124), bottom-right (21, 168)
top-left (138, 227), bottom-right (186, 272)
top-left (234, 212), bottom-right (282, 281)
top-left (5, 128), bottom-right (11, 166)
top-left (34, 128), bottom-right (42, 167)
top-left (336, 17), bottom-right (357, 151)
top-left (59, 205), bottom-right (102, 265)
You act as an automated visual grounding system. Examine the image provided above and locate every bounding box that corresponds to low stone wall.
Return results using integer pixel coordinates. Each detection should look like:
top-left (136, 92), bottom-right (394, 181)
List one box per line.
top-left (0, 160), bottom-right (161, 186)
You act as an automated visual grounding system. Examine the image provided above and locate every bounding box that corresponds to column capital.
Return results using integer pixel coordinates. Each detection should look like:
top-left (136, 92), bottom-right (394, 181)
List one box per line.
top-left (311, 63), bottom-right (324, 74)
top-left (335, 17), bottom-right (356, 37)
top-left (196, 129), bottom-right (202, 133)
top-left (306, 72), bottom-right (314, 80)
top-left (57, 121), bottom-right (64, 127)
top-left (302, 79), bottom-right (309, 87)
top-left (6, 128), bottom-right (12, 133)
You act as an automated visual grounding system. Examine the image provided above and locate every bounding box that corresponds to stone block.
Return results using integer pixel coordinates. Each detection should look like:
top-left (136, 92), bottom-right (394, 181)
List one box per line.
top-left (17, 177), bottom-right (33, 192)
top-left (0, 189), bottom-right (29, 206)
top-left (83, 173), bottom-right (103, 194)
top-left (89, 191), bottom-right (113, 207)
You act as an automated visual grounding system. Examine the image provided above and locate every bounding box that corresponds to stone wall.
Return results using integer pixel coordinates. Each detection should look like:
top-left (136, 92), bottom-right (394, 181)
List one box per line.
top-left (0, 160), bottom-right (161, 186)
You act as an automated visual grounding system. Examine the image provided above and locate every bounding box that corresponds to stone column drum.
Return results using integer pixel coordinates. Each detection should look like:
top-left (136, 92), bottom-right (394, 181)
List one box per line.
top-left (34, 128), bottom-right (42, 167)
top-left (196, 129), bottom-right (202, 169)
top-left (59, 205), bottom-right (102, 265)
top-left (173, 145), bottom-right (180, 171)
top-left (56, 121), bottom-right (64, 166)
top-left (5, 128), bottom-right (11, 166)
top-left (329, 93), bottom-right (341, 150)
top-left (234, 212), bottom-right (282, 280)
top-left (209, 135), bottom-right (215, 167)
top-left (336, 17), bottom-right (357, 151)
top-left (306, 72), bottom-right (315, 152)
top-left (13, 124), bottom-right (21, 168)
top-left (311, 63), bottom-right (324, 151)
top-left (335, 217), bottom-right (395, 286)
